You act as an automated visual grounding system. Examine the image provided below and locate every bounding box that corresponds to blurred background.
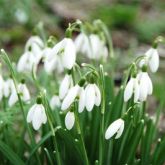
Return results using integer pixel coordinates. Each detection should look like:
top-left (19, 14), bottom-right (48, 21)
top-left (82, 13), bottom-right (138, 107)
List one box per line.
top-left (0, 0), bottom-right (165, 129)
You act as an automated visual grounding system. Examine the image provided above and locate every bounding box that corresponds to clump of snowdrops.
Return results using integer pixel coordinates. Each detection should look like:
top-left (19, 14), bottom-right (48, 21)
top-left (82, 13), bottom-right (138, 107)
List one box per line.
top-left (0, 20), bottom-right (165, 165)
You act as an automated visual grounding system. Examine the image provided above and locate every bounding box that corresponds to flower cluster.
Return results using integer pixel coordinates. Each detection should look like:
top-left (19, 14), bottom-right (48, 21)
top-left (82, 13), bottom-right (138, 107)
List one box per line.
top-left (124, 47), bottom-right (159, 103)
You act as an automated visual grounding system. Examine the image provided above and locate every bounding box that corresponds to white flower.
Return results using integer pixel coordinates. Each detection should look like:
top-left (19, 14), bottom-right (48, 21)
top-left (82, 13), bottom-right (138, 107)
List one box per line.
top-left (145, 48), bottom-right (159, 73)
top-left (65, 111), bottom-right (75, 130)
top-left (75, 33), bottom-right (108, 61)
top-left (43, 47), bottom-right (64, 74)
top-left (84, 83), bottom-right (101, 111)
top-left (8, 82), bottom-right (30, 107)
top-left (17, 51), bottom-right (38, 73)
top-left (0, 75), bottom-right (4, 101)
top-left (59, 74), bottom-right (73, 100)
top-left (17, 36), bottom-right (44, 73)
top-left (3, 78), bottom-right (15, 98)
top-left (27, 103), bottom-right (47, 130)
top-left (124, 77), bottom-right (140, 103)
top-left (25, 36), bottom-right (44, 53)
top-left (138, 72), bottom-right (153, 102)
top-left (50, 95), bottom-right (61, 109)
top-left (105, 119), bottom-right (124, 140)
top-left (50, 38), bottom-right (76, 70)
top-left (61, 85), bottom-right (85, 113)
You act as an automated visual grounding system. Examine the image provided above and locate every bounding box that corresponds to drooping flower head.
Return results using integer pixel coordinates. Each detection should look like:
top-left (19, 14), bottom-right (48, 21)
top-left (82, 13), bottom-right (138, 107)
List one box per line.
top-left (27, 97), bottom-right (47, 130)
top-left (105, 118), bottom-right (124, 140)
top-left (75, 33), bottom-right (108, 61)
top-left (8, 79), bottom-right (30, 107)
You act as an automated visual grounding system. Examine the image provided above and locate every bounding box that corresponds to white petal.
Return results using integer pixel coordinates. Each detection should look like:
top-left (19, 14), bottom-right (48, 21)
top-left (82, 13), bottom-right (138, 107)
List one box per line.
top-left (40, 105), bottom-right (47, 124)
top-left (61, 38), bottom-right (76, 69)
top-left (27, 104), bottom-right (36, 123)
top-left (146, 74), bottom-right (153, 95)
top-left (105, 119), bottom-right (124, 140)
top-left (59, 75), bottom-right (72, 100)
top-left (124, 78), bottom-right (134, 102)
top-left (19, 84), bottom-right (30, 102)
top-left (78, 88), bottom-right (85, 113)
top-left (94, 84), bottom-right (101, 106)
top-left (8, 91), bottom-right (18, 107)
top-left (134, 79), bottom-right (140, 103)
top-left (139, 73), bottom-right (148, 101)
top-left (50, 95), bottom-right (61, 109)
top-left (146, 48), bottom-right (159, 73)
top-left (85, 84), bottom-right (95, 111)
top-left (44, 57), bottom-right (57, 74)
top-left (61, 85), bottom-right (79, 111)
top-left (32, 105), bottom-right (43, 130)
top-left (115, 120), bottom-right (124, 139)
top-left (65, 111), bottom-right (75, 130)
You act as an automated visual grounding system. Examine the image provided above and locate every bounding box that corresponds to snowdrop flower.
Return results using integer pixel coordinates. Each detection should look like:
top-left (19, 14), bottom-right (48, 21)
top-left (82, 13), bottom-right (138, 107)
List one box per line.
top-left (59, 74), bottom-right (73, 100)
top-left (8, 81), bottom-right (30, 107)
top-left (17, 51), bottom-right (38, 73)
top-left (43, 47), bottom-right (64, 74)
top-left (105, 118), bottom-right (124, 140)
top-left (124, 76), bottom-right (140, 103)
top-left (50, 38), bottom-right (76, 70)
top-left (145, 47), bottom-right (159, 73)
top-left (50, 95), bottom-right (61, 109)
top-left (84, 83), bottom-right (101, 111)
top-left (75, 33), bottom-right (108, 61)
top-left (27, 98), bottom-right (47, 130)
top-left (61, 83), bottom-right (85, 113)
top-left (17, 36), bottom-right (44, 73)
top-left (138, 72), bottom-right (153, 102)
top-left (3, 78), bottom-right (15, 98)
top-left (139, 48), bottom-right (159, 73)
top-left (65, 111), bottom-right (75, 130)
top-left (0, 75), bottom-right (4, 101)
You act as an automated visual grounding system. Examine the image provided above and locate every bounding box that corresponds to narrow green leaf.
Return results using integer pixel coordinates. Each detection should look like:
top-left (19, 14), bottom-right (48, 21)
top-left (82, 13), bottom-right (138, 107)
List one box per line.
top-left (0, 140), bottom-right (24, 165)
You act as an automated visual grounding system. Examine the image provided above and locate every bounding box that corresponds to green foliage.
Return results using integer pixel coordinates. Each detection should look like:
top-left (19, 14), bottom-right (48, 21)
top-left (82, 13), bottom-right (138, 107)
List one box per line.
top-left (91, 4), bottom-right (138, 29)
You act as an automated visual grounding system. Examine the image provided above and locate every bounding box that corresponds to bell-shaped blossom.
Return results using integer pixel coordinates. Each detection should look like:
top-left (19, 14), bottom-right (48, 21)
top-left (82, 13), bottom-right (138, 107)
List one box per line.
top-left (139, 48), bottom-right (159, 73)
top-left (65, 111), bottom-right (75, 130)
top-left (138, 72), bottom-right (153, 102)
top-left (75, 33), bottom-right (108, 61)
top-left (124, 77), bottom-right (140, 103)
top-left (0, 75), bottom-right (4, 101)
top-left (145, 48), bottom-right (159, 73)
top-left (8, 82), bottom-right (30, 107)
top-left (84, 83), bottom-right (101, 111)
top-left (105, 118), bottom-right (124, 140)
top-left (50, 95), bottom-right (61, 109)
top-left (17, 36), bottom-right (44, 73)
top-left (59, 74), bottom-right (73, 100)
top-left (50, 38), bottom-right (76, 70)
top-left (3, 78), bottom-right (15, 98)
top-left (27, 103), bottom-right (47, 130)
top-left (43, 47), bottom-right (64, 74)
top-left (61, 84), bottom-right (85, 113)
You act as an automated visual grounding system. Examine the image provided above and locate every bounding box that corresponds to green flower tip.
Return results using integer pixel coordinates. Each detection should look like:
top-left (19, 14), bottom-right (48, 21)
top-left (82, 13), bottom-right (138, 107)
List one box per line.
top-left (21, 79), bottom-right (25, 84)
top-left (78, 78), bottom-right (86, 87)
top-left (36, 97), bottom-right (42, 104)
top-left (141, 65), bottom-right (147, 72)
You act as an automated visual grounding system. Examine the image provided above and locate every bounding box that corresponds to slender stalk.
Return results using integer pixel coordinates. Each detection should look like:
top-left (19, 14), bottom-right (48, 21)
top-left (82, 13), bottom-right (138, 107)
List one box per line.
top-left (42, 93), bottom-right (62, 165)
top-left (0, 50), bottom-right (41, 164)
top-left (71, 69), bottom-right (89, 165)
top-left (99, 65), bottom-right (106, 165)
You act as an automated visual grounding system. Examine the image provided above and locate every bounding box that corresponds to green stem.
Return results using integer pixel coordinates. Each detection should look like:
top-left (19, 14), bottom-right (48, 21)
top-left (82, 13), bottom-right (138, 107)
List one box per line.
top-left (42, 93), bottom-right (61, 165)
top-left (0, 50), bottom-right (41, 164)
top-left (99, 65), bottom-right (105, 165)
top-left (71, 68), bottom-right (89, 165)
